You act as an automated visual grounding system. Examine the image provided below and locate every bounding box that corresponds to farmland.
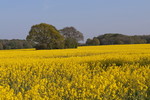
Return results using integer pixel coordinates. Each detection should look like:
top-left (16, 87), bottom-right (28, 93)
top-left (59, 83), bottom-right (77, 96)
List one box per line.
top-left (0, 44), bottom-right (150, 99)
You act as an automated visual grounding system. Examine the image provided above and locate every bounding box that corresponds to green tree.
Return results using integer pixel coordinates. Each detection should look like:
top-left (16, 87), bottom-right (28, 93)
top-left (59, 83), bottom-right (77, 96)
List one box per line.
top-left (22, 41), bottom-right (33, 48)
top-left (8, 40), bottom-right (23, 49)
top-left (0, 43), bottom-right (3, 50)
top-left (26, 23), bottom-right (64, 49)
top-left (92, 37), bottom-right (100, 45)
top-left (86, 38), bottom-right (92, 45)
top-left (129, 36), bottom-right (147, 44)
top-left (86, 37), bottom-right (100, 45)
top-left (64, 38), bottom-right (78, 48)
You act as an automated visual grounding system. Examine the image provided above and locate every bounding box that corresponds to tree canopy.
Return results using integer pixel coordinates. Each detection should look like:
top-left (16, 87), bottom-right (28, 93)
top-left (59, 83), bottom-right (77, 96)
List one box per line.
top-left (0, 39), bottom-right (33, 50)
top-left (26, 23), bottom-right (64, 49)
top-left (86, 37), bottom-right (100, 46)
top-left (96, 33), bottom-right (147, 45)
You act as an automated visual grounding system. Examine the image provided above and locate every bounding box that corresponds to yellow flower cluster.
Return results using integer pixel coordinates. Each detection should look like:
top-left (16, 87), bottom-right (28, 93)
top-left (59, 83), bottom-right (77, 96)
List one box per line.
top-left (0, 44), bottom-right (150, 99)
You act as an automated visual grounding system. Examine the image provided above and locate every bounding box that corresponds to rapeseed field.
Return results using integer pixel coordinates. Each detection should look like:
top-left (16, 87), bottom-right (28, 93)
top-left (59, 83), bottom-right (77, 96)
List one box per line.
top-left (0, 44), bottom-right (150, 100)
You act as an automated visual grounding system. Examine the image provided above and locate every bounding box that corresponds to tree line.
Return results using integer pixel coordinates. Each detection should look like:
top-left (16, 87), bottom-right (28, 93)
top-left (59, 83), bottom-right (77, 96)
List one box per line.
top-left (0, 39), bottom-right (33, 50)
top-left (1, 23), bottom-right (150, 50)
top-left (86, 33), bottom-right (150, 45)
top-left (0, 23), bottom-right (84, 50)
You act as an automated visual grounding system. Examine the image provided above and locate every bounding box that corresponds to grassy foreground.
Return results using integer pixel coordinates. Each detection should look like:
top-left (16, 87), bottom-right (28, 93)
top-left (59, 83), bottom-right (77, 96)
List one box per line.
top-left (0, 44), bottom-right (150, 99)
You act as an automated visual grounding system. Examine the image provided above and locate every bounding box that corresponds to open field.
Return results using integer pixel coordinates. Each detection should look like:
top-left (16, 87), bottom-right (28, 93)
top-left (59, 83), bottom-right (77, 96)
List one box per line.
top-left (0, 44), bottom-right (150, 99)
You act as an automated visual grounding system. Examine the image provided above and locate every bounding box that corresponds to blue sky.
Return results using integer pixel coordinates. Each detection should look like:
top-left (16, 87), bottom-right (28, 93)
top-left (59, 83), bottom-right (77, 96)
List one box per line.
top-left (0, 0), bottom-right (150, 41)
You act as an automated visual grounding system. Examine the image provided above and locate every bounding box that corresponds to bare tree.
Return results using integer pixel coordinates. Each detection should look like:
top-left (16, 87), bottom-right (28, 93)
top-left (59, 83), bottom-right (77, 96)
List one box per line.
top-left (59, 27), bottom-right (84, 42)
